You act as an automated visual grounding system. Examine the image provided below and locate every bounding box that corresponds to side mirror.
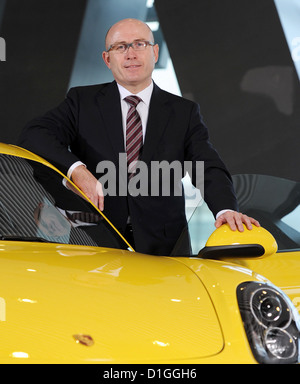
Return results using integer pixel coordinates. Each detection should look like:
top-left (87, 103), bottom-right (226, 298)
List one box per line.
top-left (198, 224), bottom-right (278, 259)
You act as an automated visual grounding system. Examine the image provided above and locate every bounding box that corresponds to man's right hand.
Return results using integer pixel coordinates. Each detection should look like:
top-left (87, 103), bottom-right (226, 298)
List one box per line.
top-left (71, 165), bottom-right (104, 211)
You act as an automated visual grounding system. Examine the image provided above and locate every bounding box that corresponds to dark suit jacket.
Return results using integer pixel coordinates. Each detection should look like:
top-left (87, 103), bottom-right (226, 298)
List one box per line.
top-left (18, 81), bottom-right (238, 255)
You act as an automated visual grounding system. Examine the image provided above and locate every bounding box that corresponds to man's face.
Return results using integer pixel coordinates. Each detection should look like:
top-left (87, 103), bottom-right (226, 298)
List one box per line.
top-left (102, 20), bottom-right (159, 92)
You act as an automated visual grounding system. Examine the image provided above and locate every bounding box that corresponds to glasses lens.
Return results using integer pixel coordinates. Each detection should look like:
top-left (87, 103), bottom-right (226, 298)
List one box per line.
top-left (115, 44), bottom-right (126, 53)
top-left (109, 41), bottom-right (151, 53)
top-left (133, 41), bottom-right (147, 50)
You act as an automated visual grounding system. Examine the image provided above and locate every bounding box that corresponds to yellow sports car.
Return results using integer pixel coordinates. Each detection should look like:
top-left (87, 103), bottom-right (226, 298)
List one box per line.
top-left (0, 143), bottom-right (299, 364)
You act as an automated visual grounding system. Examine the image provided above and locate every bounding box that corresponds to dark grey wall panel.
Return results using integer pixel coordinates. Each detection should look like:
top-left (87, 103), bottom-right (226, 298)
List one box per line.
top-left (0, 0), bottom-right (87, 144)
top-left (155, 0), bottom-right (300, 181)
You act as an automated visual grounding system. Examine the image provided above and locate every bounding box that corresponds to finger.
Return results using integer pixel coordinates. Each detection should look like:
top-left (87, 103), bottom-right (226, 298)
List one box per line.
top-left (214, 215), bottom-right (227, 229)
top-left (215, 213), bottom-right (238, 231)
top-left (98, 195), bottom-right (104, 211)
top-left (240, 214), bottom-right (252, 231)
top-left (238, 214), bottom-right (261, 231)
top-left (96, 181), bottom-right (104, 211)
top-left (87, 193), bottom-right (98, 208)
top-left (250, 217), bottom-right (260, 227)
top-left (226, 214), bottom-right (238, 231)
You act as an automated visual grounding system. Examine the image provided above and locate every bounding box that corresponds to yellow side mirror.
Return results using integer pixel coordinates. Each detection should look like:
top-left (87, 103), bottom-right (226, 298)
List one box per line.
top-left (198, 224), bottom-right (278, 259)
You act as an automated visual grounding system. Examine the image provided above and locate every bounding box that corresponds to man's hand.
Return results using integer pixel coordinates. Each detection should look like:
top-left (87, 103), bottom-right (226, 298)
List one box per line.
top-left (215, 210), bottom-right (260, 232)
top-left (71, 165), bottom-right (104, 211)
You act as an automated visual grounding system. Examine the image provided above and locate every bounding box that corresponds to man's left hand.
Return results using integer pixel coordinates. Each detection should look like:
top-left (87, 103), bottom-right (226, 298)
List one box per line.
top-left (215, 211), bottom-right (260, 232)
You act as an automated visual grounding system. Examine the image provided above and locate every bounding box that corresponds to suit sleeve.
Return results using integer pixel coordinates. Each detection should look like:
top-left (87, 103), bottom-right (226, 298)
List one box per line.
top-left (184, 102), bottom-right (239, 217)
top-left (18, 87), bottom-right (81, 175)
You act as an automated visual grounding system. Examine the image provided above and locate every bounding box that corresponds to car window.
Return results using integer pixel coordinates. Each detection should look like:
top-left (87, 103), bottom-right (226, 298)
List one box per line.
top-left (0, 154), bottom-right (130, 250)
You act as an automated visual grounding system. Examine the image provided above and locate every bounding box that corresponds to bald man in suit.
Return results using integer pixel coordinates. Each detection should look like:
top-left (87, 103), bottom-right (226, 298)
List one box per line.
top-left (18, 18), bottom-right (259, 255)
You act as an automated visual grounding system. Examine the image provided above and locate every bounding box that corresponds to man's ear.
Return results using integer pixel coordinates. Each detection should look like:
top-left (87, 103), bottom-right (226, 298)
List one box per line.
top-left (153, 43), bottom-right (159, 64)
top-left (102, 51), bottom-right (111, 68)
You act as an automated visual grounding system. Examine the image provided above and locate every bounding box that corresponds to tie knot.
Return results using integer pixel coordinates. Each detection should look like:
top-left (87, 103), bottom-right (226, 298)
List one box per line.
top-left (125, 95), bottom-right (141, 108)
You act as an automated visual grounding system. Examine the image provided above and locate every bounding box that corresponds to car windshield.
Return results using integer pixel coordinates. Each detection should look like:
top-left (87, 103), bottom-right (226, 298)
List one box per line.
top-left (0, 154), bottom-right (130, 250)
top-left (184, 174), bottom-right (300, 255)
top-left (1, 154), bottom-right (298, 255)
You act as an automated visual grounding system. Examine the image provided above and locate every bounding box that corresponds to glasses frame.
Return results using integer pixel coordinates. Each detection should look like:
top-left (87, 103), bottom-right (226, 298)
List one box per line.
top-left (106, 40), bottom-right (155, 53)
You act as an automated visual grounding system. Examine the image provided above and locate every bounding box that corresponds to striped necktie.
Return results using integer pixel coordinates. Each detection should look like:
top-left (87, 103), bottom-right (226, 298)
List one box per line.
top-left (125, 96), bottom-right (143, 176)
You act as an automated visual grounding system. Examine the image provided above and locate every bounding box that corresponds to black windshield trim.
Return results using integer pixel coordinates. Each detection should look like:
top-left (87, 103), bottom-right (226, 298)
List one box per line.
top-left (0, 235), bottom-right (58, 243)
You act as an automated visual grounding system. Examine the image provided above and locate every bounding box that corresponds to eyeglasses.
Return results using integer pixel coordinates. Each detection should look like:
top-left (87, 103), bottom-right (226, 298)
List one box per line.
top-left (107, 40), bottom-right (154, 53)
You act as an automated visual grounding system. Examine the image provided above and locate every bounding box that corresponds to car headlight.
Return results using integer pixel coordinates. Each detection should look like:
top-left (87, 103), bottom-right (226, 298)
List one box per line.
top-left (237, 281), bottom-right (300, 364)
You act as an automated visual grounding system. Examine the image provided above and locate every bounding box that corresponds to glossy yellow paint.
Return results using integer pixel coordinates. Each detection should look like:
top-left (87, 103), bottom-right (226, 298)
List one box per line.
top-left (177, 257), bottom-right (267, 363)
top-left (0, 143), bottom-right (298, 364)
top-left (206, 225), bottom-right (300, 315)
top-left (0, 240), bottom-right (262, 363)
top-left (206, 223), bottom-right (278, 256)
top-left (0, 143), bottom-right (57, 168)
top-left (219, 250), bottom-right (300, 314)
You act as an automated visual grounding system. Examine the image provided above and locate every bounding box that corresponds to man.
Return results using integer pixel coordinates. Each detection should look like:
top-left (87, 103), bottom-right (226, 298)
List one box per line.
top-left (18, 18), bottom-right (259, 255)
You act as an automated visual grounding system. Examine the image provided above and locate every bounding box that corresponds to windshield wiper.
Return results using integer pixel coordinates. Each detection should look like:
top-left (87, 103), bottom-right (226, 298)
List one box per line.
top-left (0, 235), bottom-right (56, 243)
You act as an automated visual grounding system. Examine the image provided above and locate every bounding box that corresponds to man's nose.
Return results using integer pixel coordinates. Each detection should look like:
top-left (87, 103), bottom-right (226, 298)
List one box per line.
top-left (125, 46), bottom-right (137, 58)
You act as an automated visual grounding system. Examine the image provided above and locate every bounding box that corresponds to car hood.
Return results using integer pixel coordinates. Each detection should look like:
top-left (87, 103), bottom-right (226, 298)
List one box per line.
top-left (0, 241), bottom-right (224, 363)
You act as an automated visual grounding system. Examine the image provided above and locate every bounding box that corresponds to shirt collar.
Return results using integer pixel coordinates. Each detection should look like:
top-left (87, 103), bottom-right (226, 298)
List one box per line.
top-left (117, 82), bottom-right (154, 107)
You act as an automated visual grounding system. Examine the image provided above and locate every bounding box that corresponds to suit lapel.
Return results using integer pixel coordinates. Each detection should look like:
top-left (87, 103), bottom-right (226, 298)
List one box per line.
top-left (141, 83), bottom-right (171, 165)
top-left (96, 81), bottom-right (125, 160)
